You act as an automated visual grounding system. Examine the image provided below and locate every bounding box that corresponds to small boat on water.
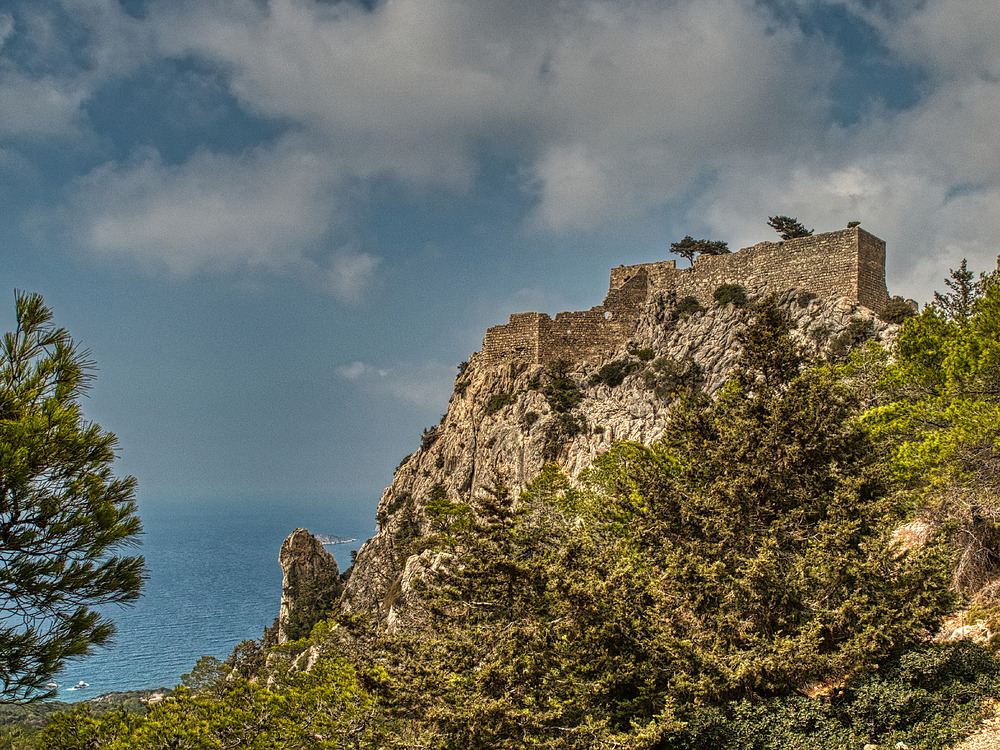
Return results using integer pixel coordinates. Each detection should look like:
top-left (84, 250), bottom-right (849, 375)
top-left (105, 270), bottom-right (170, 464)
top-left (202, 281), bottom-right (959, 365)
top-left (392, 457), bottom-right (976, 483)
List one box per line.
top-left (66, 681), bottom-right (89, 691)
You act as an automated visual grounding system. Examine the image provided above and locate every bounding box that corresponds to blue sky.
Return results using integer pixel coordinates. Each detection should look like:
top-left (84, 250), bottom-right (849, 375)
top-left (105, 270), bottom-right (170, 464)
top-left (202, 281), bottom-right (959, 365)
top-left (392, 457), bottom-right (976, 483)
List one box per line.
top-left (2, 0), bottom-right (999, 524)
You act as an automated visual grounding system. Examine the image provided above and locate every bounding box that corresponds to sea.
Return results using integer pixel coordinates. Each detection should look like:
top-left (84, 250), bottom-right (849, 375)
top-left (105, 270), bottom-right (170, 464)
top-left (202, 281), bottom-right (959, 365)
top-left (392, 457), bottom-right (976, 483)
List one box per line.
top-left (51, 496), bottom-right (376, 700)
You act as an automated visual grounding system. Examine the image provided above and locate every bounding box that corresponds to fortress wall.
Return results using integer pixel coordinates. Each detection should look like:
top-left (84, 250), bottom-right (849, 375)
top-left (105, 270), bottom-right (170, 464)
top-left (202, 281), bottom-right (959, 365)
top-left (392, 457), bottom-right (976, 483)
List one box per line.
top-left (482, 312), bottom-right (544, 363)
top-left (676, 229), bottom-right (864, 305)
top-left (857, 229), bottom-right (890, 310)
top-left (607, 227), bottom-right (887, 308)
top-left (603, 269), bottom-right (650, 318)
top-left (610, 260), bottom-right (675, 291)
top-left (537, 309), bottom-right (621, 363)
top-left (481, 227), bottom-right (889, 366)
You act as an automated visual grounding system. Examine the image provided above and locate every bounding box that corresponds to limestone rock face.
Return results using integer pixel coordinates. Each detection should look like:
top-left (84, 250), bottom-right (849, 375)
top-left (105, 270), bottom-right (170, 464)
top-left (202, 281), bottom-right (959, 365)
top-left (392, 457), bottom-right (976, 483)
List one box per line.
top-left (385, 549), bottom-right (457, 632)
top-left (341, 288), bottom-right (900, 619)
top-left (277, 528), bottom-right (340, 644)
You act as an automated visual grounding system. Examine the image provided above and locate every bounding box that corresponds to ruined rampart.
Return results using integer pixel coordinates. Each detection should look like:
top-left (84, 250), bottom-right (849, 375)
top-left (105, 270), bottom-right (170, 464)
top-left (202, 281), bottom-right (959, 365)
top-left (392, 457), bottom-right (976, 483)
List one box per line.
top-left (482, 226), bottom-right (889, 366)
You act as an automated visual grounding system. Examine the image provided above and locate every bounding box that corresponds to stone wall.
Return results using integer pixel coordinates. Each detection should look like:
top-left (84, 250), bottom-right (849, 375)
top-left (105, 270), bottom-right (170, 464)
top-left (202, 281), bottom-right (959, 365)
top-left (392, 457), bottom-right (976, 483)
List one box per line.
top-left (481, 226), bottom-right (889, 366)
top-left (482, 312), bottom-right (544, 363)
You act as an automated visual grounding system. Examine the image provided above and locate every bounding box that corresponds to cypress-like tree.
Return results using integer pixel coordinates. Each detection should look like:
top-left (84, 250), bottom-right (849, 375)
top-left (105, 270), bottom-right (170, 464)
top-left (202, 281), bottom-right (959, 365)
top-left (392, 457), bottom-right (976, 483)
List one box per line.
top-left (584, 296), bottom-right (954, 707)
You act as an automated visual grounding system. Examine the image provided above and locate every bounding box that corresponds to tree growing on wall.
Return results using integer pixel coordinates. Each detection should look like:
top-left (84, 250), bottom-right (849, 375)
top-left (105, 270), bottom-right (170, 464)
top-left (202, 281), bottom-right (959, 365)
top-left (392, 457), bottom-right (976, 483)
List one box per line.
top-left (767, 215), bottom-right (813, 240)
top-left (0, 291), bottom-right (145, 701)
top-left (669, 236), bottom-right (729, 263)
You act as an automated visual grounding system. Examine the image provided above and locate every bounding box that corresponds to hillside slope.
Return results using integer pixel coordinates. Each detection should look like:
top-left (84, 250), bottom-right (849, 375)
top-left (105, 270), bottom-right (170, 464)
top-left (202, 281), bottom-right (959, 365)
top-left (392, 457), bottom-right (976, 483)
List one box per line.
top-left (342, 287), bottom-right (899, 619)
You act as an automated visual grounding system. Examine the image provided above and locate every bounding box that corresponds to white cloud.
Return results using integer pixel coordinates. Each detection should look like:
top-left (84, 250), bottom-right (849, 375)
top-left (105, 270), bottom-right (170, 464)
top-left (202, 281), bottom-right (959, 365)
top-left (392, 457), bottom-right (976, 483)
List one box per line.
top-left (68, 133), bottom-right (386, 302)
top-left (0, 71), bottom-right (86, 137)
top-left (693, 153), bottom-right (1000, 306)
top-left (674, 0), bottom-right (1000, 306)
top-left (69, 137), bottom-right (364, 281)
top-left (321, 250), bottom-right (381, 306)
top-left (10, 0), bottom-right (1000, 307)
top-left (0, 1), bottom-right (151, 139)
top-left (858, 0), bottom-right (1000, 84)
top-left (336, 359), bottom-right (454, 409)
top-left (336, 361), bottom-right (387, 381)
top-left (0, 13), bottom-right (14, 48)
top-left (147, 0), bottom-right (834, 231)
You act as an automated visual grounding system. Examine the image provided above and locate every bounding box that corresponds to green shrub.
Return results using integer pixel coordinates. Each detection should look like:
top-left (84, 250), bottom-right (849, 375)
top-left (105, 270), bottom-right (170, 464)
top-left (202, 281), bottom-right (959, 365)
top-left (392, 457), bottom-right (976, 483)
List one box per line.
top-left (713, 283), bottom-right (748, 308)
top-left (542, 366), bottom-right (584, 413)
top-left (523, 411), bottom-right (539, 428)
top-left (643, 355), bottom-right (704, 400)
top-left (880, 297), bottom-right (918, 324)
top-left (629, 347), bottom-right (655, 361)
top-left (420, 426), bottom-right (439, 450)
top-left (676, 295), bottom-right (706, 318)
top-left (807, 323), bottom-right (831, 346)
top-left (542, 413), bottom-right (587, 461)
top-left (828, 317), bottom-right (876, 361)
top-left (797, 290), bottom-right (818, 307)
top-left (485, 392), bottom-right (515, 414)
top-left (589, 360), bottom-right (641, 388)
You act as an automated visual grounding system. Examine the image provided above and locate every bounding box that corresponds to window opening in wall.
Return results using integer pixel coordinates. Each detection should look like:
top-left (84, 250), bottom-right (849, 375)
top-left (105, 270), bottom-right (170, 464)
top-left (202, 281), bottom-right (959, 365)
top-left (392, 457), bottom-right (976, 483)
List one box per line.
top-left (604, 311), bottom-right (611, 320)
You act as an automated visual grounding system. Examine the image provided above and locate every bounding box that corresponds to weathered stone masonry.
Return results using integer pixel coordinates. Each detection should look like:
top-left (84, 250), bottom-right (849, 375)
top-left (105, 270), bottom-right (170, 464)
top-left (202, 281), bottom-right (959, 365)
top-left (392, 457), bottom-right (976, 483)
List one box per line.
top-left (482, 226), bottom-right (889, 366)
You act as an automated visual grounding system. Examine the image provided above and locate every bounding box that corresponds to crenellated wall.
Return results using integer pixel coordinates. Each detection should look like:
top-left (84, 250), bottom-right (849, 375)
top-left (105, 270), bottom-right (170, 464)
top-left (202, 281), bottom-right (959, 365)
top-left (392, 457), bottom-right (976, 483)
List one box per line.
top-left (482, 226), bottom-right (889, 366)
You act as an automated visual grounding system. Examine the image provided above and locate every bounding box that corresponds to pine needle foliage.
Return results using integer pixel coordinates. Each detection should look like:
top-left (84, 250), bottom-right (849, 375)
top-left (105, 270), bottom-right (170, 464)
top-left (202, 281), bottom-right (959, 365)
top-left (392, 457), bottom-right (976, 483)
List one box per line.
top-left (583, 297), bottom-right (954, 707)
top-left (669, 236), bottom-right (730, 263)
top-left (32, 289), bottom-right (984, 748)
top-left (864, 269), bottom-right (1000, 599)
top-left (767, 216), bottom-right (814, 240)
top-left (0, 292), bottom-right (145, 702)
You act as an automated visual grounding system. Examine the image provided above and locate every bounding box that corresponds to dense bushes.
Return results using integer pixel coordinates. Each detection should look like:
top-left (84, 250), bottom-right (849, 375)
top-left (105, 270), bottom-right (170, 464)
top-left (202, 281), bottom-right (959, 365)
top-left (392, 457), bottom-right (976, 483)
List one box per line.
top-left (484, 392), bottom-right (515, 414)
top-left (33, 269), bottom-right (1000, 750)
top-left (589, 359), bottom-right (641, 387)
top-left (643, 355), bottom-right (704, 400)
top-left (541, 360), bottom-right (583, 412)
top-left (675, 294), bottom-right (706, 318)
top-left (827, 316), bottom-right (875, 360)
top-left (713, 282), bottom-right (748, 307)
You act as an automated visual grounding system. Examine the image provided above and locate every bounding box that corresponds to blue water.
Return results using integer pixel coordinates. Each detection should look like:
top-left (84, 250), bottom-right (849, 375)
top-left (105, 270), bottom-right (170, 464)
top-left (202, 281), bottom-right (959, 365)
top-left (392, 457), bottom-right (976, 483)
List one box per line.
top-left (52, 497), bottom-right (375, 699)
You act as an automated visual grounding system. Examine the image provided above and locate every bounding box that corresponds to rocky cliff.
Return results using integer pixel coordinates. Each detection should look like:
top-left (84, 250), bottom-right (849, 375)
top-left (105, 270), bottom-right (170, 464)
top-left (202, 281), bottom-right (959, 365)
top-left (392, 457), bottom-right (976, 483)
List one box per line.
top-left (341, 286), bottom-right (901, 620)
top-left (277, 528), bottom-right (341, 643)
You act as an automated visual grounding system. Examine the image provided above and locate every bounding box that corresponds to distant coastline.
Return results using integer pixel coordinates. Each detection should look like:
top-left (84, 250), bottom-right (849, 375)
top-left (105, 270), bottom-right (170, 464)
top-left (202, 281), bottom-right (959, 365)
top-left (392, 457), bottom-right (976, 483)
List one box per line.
top-left (317, 534), bottom-right (358, 545)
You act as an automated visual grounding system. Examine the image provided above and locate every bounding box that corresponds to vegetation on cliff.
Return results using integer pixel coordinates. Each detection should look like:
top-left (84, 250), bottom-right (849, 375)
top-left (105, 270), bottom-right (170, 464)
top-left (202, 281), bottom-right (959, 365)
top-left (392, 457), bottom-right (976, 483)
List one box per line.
top-left (11, 258), bottom-right (1000, 749)
top-left (32, 263), bottom-right (1000, 749)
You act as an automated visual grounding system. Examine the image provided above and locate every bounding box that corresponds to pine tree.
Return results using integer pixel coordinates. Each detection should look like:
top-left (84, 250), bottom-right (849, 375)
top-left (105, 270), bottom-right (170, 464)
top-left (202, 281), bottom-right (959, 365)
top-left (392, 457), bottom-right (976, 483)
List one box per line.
top-left (767, 215), bottom-right (813, 240)
top-left (669, 236), bottom-right (730, 263)
top-left (932, 258), bottom-right (980, 322)
top-left (0, 291), bottom-right (145, 701)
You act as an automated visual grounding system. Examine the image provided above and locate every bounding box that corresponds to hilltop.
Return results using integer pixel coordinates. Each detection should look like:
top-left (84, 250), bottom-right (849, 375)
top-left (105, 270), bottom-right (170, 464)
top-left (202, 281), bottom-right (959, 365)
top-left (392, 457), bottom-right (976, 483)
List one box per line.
top-left (33, 229), bottom-right (1000, 750)
top-left (342, 226), bottom-right (902, 620)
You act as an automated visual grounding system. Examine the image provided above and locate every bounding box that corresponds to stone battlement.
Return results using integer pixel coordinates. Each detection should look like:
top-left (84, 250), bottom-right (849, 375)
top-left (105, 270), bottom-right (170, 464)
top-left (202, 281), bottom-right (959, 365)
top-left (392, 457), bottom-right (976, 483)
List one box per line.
top-left (482, 226), bottom-right (889, 366)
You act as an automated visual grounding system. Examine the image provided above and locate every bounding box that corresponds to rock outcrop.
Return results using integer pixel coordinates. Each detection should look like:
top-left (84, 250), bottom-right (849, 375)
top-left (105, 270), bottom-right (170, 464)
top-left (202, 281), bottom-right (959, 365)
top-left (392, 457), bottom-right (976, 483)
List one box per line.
top-left (277, 528), bottom-right (341, 643)
top-left (341, 287), bottom-right (901, 620)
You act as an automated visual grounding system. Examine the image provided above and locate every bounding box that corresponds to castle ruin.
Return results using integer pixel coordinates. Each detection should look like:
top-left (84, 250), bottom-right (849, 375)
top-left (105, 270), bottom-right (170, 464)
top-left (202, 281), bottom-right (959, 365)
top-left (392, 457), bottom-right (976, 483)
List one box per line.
top-left (482, 226), bottom-right (889, 366)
